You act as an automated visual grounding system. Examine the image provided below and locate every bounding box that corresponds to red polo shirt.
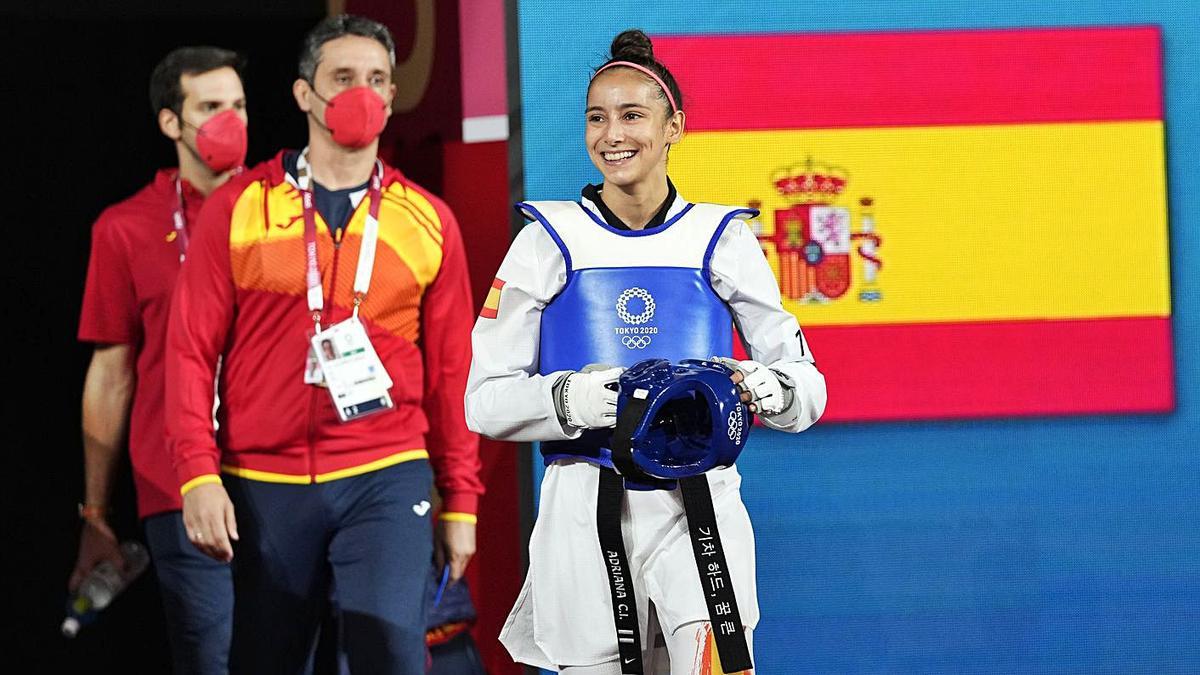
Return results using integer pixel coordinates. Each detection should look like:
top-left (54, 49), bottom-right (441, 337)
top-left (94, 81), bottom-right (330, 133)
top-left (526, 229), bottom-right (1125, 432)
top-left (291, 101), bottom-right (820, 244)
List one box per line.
top-left (79, 169), bottom-right (203, 519)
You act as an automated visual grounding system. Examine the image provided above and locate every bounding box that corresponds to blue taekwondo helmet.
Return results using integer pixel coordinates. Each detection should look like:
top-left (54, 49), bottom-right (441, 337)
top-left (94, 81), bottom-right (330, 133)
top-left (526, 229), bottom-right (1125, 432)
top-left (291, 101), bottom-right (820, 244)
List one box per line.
top-left (612, 358), bottom-right (751, 484)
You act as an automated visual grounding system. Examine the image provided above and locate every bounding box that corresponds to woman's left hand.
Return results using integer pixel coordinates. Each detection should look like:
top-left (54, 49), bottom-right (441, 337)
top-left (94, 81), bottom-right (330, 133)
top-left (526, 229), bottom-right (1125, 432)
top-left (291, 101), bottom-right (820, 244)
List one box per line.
top-left (715, 357), bottom-right (789, 415)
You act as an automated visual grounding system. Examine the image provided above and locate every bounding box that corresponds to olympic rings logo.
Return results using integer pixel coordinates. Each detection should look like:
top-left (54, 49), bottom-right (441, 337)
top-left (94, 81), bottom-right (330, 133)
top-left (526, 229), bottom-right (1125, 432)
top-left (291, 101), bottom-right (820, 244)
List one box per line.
top-left (615, 287), bottom-right (656, 325)
top-left (622, 335), bottom-right (652, 349)
top-left (727, 407), bottom-right (744, 444)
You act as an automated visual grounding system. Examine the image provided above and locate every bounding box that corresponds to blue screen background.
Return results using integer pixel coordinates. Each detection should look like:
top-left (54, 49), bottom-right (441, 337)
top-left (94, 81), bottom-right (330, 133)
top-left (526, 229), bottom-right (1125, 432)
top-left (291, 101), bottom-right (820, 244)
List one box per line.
top-left (517, 2), bottom-right (1198, 671)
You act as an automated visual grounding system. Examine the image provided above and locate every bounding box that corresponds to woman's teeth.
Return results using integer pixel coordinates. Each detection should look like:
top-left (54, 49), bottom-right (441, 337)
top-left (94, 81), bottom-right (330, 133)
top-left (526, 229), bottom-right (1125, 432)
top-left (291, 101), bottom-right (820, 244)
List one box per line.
top-left (603, 150), bottom-right (635, 161)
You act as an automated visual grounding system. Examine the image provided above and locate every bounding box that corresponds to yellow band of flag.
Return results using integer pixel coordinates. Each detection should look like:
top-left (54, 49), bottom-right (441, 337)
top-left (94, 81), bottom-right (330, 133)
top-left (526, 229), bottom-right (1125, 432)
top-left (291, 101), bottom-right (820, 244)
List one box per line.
top-left (481, 278), bottom-right (505, 318)
top-left (673, 120), bottom-right (1169, 326)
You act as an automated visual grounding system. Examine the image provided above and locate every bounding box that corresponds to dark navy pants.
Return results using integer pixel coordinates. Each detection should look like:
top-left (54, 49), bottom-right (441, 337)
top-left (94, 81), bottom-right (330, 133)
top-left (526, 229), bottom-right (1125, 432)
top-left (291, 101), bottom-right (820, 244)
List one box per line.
top-left (429, 633), bottom-right (486, 675)
top-left (144, 510), bottom-right (235, 675)
top-left (224, 460), bottom-right (434, 675)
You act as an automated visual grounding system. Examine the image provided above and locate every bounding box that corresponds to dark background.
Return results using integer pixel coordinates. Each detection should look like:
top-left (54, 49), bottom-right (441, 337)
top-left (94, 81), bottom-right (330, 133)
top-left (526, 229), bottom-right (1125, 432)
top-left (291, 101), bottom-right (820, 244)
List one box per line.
top-left (3, 2), bottom-right (328, 670)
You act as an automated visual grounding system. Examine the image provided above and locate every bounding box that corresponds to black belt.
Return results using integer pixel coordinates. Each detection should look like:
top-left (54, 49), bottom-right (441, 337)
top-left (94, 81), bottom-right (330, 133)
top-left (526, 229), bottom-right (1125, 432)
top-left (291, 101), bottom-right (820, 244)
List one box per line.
top-left (597, 469), bottom-right (644, 672)
top-left (596, 396), bottom-right (753, 674)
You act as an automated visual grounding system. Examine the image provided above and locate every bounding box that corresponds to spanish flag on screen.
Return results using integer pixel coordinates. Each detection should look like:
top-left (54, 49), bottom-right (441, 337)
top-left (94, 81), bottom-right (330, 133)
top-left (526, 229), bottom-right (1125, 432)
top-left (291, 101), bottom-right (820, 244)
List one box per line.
top-left (660, 26), bottom-right (1173, 422)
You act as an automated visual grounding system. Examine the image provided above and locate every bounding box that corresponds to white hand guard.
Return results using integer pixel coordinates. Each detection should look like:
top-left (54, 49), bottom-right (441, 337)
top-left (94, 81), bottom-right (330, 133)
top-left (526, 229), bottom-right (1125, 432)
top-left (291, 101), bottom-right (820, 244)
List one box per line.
top-left (559, 367), bottom-right (624, 429)
top-left (713, 357), bottom-right (793, 416)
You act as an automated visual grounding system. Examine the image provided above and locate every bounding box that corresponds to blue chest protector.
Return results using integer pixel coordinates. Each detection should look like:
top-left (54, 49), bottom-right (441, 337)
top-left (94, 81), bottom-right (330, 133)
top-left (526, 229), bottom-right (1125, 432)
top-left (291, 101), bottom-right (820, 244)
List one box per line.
top-left (517, 199), bottom-right (758, 468)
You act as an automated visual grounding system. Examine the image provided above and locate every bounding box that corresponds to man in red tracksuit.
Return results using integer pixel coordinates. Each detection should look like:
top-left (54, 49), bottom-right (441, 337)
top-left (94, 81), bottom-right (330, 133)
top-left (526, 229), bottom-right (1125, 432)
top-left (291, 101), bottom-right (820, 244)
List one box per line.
top-left (165, 15), bottom-right (482, 674)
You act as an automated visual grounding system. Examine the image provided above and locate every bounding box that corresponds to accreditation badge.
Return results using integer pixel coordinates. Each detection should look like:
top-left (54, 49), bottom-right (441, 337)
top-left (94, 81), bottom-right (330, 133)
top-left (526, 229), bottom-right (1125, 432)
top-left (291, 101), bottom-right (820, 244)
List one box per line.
top-left (310, 317), bottom-right (394, 422)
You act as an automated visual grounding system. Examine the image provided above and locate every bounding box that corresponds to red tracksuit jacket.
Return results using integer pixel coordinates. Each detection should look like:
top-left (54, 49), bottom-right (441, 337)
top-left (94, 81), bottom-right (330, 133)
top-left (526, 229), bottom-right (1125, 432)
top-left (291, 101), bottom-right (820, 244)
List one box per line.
top-left (166, 151), bottom-right (483, 518)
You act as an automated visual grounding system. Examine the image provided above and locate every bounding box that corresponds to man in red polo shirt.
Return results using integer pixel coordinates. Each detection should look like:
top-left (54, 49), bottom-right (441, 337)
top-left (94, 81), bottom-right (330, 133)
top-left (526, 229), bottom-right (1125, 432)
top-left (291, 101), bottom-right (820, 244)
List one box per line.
top-left (73, 46), bottom-right (247, 674)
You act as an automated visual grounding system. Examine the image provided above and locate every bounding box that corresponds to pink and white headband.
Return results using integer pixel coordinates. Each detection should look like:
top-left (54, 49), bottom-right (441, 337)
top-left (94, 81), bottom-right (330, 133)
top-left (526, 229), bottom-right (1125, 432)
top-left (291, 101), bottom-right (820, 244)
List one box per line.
top-left (592, 60), bottom-right (679, 114)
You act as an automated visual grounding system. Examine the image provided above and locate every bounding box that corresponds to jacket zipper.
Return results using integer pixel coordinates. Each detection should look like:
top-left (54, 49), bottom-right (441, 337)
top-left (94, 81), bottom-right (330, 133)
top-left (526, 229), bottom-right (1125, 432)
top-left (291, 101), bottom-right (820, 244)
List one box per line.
top-left (310, 226), bottom-right (346, 481)
top-left (307, 378), bottom-right (321, 482)
top-left (308, 187), bottom-right (363, 481)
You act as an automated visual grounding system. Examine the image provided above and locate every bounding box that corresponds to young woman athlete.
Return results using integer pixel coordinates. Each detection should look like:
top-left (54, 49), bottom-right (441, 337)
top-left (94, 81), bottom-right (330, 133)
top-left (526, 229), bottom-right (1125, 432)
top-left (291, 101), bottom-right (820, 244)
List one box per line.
top-left (466, 30), bottom-right (827, 674)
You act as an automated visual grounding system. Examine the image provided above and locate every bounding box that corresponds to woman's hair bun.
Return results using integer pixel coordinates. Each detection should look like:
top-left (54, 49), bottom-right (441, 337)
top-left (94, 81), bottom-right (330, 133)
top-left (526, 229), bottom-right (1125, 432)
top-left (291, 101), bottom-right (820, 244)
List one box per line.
top-left (610, 29), bottom-right (655, 62)
top-left (595, 28), bottom-right (683, 113)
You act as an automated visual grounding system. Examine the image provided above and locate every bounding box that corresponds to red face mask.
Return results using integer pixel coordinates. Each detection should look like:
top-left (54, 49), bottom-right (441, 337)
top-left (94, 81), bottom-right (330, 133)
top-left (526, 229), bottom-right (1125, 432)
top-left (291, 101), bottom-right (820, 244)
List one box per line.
top-left (189, 109), bottom-right (247, 172)
top-left (318, 86), bottom-right (389, 149)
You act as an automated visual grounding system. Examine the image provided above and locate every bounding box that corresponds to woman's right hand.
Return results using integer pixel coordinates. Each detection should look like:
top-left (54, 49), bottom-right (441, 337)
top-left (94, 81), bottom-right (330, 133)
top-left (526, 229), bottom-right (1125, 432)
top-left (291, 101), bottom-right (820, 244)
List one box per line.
top-left (558, 366), bottom-right (624, 429)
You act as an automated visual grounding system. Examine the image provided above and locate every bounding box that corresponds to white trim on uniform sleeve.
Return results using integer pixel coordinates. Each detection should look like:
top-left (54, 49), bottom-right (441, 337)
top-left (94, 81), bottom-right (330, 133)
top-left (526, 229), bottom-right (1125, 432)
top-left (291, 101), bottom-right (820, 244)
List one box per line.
top-left (465, 223), bottom-right (582, 441)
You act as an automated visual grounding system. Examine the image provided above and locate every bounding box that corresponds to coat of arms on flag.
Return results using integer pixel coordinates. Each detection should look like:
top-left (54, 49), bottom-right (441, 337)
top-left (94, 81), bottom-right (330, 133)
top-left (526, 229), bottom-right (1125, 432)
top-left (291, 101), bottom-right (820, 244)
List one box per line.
top-left (749, 158), bottom-right (882, 304)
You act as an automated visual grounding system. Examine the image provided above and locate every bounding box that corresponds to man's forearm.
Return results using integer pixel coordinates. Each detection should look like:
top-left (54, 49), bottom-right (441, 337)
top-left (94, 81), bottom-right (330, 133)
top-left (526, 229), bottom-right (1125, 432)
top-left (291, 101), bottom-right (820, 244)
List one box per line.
top-left (80, 346), bottom-right (135, 508)
top-left (82, 435), bottom-right (125, 509)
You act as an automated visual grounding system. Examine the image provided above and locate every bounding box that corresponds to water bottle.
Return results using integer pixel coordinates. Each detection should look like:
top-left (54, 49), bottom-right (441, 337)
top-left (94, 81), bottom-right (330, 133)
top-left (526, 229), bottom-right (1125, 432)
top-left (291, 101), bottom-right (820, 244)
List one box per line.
top-left (61, 541), bottom-right (150, 637)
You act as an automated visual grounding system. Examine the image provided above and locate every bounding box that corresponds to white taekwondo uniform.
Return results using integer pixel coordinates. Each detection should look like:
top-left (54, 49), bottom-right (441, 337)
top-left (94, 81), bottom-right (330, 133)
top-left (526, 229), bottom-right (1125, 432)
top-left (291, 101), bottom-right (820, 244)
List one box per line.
top-left (466, 192), bottom-right (827, 670)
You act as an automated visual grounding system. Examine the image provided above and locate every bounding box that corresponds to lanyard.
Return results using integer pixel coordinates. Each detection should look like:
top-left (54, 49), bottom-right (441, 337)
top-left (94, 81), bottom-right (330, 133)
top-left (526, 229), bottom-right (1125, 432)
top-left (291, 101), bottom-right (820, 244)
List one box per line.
top-left (172, 166), bottom-right (243, 263)
top-left (296, 148), bottom-right (384, 332)
top-left (172, 177), bottom-right (189, 262)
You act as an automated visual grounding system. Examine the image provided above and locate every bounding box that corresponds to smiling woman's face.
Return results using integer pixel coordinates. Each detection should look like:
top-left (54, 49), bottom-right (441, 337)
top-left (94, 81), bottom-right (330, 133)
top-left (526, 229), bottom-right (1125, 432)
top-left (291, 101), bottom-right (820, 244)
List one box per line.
top-left (584, 67), bottom-right (683, 190)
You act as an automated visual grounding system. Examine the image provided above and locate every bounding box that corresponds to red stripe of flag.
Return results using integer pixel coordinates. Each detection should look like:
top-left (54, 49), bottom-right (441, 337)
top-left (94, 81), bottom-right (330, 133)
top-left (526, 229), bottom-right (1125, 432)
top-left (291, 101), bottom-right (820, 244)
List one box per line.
top-left (736, 316), bottom-right (1173, 421)
top-left (480, 278), bottom-right (505, 319)
top-left (655, 26), bottom-right (1162, 131)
